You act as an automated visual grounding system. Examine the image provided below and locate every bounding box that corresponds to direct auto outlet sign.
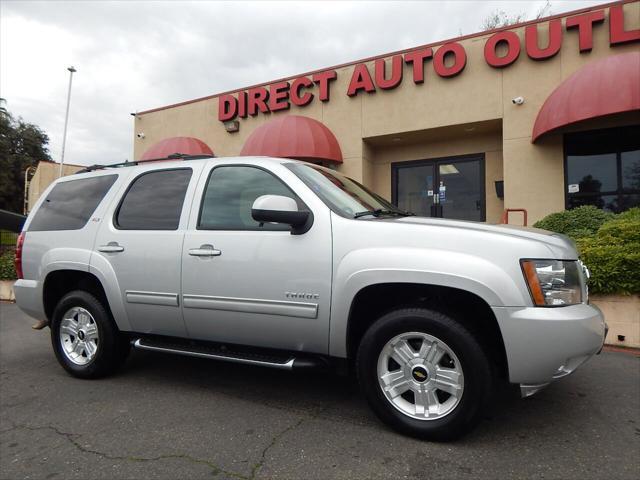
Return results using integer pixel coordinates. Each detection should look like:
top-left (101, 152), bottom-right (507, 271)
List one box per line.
top-left (218, 5), bottom-right (639, 122)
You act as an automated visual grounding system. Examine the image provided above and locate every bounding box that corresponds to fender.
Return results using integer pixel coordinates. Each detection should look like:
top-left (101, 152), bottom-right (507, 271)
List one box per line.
top-left (88, 253), bottom-right (131, 331)
top-left (329, 247), bottom-right (525, 358)
top-left (37, 248), bottom-right (131, 332)
top-left (36, 248), bottom-right (94, 320)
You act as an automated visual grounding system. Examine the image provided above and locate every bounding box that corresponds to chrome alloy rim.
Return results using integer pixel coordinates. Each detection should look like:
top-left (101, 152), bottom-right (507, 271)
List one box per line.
top-left (59, 307), bottom-right (99, 366)
top-left (377, 332), bottom-right (464, 420)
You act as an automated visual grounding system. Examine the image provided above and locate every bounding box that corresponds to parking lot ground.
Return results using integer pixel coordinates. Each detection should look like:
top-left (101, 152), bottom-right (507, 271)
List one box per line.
top-left (1, 301), bottom-right (639, 480)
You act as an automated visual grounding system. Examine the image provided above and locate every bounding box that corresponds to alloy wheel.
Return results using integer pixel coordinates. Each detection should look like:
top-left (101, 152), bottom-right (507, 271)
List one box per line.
top-left (59, 307), bottom-right (100, 366)
top-left (377, 332), bottom-right (464, 420)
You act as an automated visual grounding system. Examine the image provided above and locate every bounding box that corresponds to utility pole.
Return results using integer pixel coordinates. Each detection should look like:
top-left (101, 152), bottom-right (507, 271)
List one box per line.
top-left (59, 66), bottom-right (77, 177)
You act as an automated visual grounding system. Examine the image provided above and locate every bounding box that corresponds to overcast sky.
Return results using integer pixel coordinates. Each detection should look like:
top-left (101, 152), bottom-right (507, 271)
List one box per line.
top-left (1, 0), bottom-right (602, 166)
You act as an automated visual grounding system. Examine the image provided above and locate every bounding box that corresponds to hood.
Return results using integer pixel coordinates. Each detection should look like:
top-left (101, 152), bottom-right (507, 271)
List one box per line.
top-left (380, 216), bottom-right (576, 252)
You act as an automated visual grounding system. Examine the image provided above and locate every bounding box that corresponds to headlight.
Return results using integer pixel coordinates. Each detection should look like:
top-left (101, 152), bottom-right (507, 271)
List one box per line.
top-left (520, 259), bottom-right (583, 306)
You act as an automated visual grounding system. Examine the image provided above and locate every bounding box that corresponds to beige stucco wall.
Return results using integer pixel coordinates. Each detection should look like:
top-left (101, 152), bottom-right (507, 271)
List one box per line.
top-left (591, 294), bottom-right (640, 348)
top-left (133, 1), bottom-right (640, 224)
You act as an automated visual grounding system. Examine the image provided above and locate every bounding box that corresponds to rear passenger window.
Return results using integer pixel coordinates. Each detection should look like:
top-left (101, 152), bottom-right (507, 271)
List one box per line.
top-left (29, 175), bottom-right (117, 231)
top-left (198, 166), bottom-right (298, 230)
top-left (116, 169), bottom-right (192, 230)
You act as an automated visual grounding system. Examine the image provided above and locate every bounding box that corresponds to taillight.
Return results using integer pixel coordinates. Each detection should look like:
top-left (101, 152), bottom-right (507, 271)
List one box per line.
top-left (15, 232), bottom-right (25, 280)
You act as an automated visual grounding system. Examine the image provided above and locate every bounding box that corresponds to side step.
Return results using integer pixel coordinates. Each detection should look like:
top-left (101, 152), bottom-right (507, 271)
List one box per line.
top-left (132, 338), bottom-right (325, 370)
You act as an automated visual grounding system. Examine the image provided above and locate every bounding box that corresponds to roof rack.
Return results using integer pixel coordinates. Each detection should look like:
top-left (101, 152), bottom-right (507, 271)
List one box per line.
top-left (75, 154), bottom-right (215, 174)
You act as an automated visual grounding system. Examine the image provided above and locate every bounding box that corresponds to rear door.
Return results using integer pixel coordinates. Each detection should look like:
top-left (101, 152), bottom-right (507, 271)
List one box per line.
top-left (93, 165), bottom-right (201, 337)
top-left (181, 162), bottom-right (333, 354)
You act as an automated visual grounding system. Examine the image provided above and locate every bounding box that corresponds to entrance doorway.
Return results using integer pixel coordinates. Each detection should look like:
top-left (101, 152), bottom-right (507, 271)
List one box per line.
top-left (392, 154), bottom-right (485, 221)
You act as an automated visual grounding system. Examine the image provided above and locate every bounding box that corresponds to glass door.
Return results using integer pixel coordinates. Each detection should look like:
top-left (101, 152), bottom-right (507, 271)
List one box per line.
top-left (394, 163), bottom-right (436, 218)
top-left (392, 155), bottom-right (485, 221)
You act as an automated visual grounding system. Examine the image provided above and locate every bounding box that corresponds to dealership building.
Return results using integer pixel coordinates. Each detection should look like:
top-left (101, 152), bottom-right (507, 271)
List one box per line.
top-left (132, 0), bottom-right (640, 225)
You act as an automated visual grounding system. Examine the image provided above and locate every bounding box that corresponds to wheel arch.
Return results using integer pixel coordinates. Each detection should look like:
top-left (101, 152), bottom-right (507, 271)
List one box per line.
top-left (42, 267), bottom-right (130, 331)
top-left (339, 282), bottom-right (509, 380)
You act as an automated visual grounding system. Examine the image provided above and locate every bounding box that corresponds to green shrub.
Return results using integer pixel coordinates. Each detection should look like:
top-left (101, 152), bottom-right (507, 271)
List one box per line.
top-left (534, 207), bottom-right (640, 295)
top-left (0, 251), bottom-right (16, 280)
top-left (533, 205), bottom-right (614, 239)
top-left (613, 207), bottom-right (640, 222)
top-left (577, 238), bottom-right (640, 295)
top-left (596, 217), bottom-right (640, 245)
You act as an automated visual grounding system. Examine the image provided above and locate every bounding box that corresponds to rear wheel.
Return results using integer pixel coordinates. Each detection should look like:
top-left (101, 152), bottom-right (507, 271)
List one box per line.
top-left (51, 290), bottom-right (130, 378)
top-left (357, 307), bottom-right (492, 441)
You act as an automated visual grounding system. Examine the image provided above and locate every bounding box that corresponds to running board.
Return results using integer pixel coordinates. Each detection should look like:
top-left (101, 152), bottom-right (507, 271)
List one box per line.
top-left (132, 338), bottom-right (324, 370)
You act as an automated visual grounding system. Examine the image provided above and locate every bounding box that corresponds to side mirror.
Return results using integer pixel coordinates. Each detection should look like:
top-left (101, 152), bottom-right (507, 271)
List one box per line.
top-left (251, 195), bottom-right (312, 234)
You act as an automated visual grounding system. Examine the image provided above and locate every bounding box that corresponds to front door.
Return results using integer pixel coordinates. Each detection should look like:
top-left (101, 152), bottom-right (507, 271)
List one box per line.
top-left (393, 155), bottom-right (485, 221)
top-left (181, 163), bottom-right (332, 354)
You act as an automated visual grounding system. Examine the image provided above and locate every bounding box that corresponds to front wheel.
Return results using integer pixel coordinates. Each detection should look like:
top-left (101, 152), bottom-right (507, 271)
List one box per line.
top-left (50, 290), bottom-right (130, 379)
top-left (357, 308), bottom-right (492, 441)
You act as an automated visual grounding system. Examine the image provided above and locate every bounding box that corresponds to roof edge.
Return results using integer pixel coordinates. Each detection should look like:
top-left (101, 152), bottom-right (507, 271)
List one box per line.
top-left (136, 0), bottom-right (634, 116)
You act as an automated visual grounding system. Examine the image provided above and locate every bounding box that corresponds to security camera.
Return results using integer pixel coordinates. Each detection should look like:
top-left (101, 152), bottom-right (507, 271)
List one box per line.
top-left (512, 96), bottom-right (524, 105)
top-left (136, 132), bottom-right (145, 139)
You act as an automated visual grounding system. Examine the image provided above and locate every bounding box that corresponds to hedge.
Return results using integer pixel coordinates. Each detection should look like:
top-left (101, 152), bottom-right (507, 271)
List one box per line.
top-left (534, 207), bottom-right (640, 295)
top-left (532, 205), bottom-right (614, 239)
top-left (0, 251), bottom-right (16, 281)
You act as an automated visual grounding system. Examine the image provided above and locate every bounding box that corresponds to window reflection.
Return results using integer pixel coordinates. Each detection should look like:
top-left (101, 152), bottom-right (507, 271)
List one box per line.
top-left (565, 126), bottom-right (640, 213)
top-left (622, 150), bottom-right (640, 191)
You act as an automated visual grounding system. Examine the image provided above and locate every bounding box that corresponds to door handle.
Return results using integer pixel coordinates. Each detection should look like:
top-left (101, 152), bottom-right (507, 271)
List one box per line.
top-left (188, 244), bottom-right (222, 257)
top-left (98, 242), bottom-right (124, 253)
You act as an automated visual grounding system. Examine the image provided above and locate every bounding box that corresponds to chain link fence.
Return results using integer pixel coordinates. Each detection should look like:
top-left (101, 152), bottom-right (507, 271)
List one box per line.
top-left (0, 230), bottom-right (18, 254)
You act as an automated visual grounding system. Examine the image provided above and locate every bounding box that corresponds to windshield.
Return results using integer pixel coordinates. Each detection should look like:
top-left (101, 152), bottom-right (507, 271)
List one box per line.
top-left (286, 162), bottom-right (411, 218)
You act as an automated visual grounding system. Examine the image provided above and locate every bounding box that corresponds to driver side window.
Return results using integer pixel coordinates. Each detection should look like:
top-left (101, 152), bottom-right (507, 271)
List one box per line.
top-left (198, 166), bottom-right (298, 231)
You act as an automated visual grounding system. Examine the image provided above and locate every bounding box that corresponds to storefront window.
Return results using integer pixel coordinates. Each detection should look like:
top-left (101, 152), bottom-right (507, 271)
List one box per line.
top-left (565, 126), bottom-right (640, 213)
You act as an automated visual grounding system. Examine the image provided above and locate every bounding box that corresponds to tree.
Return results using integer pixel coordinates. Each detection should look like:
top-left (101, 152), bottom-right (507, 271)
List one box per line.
top-left (0, 107), bottom-right (52, 213)
top-left (481, 1), bottom-right (552, 30)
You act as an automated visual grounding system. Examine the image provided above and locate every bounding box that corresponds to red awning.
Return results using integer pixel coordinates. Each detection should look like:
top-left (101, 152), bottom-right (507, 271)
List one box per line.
top-left (140, 136), bottom-right (214, 161)
top-left (240, 115), bottom-right (342, 163)
top-left (532, 51), bottom-right (640, 143)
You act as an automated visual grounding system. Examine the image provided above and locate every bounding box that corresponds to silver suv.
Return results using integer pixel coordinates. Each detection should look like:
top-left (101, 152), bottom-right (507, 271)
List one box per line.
top-left (14, 156), bottom-right (607, 440)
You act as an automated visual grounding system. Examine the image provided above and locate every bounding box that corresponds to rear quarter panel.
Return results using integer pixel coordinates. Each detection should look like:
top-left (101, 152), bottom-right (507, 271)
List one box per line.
top-left (18, 170), bottom-right (133, 326)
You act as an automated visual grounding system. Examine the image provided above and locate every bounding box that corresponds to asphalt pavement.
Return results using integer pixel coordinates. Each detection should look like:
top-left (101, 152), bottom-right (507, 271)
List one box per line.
top-left (1, 302), bottom-right (639, 480)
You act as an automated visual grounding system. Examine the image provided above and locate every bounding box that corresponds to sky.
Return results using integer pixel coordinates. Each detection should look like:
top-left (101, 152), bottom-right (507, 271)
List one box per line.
top-left (0, 0), bottom-right (603, 166)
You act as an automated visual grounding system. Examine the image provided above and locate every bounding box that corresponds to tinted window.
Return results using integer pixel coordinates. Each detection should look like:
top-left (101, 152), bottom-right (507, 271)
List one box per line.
top-left (199, 166), bottom-right (297, 230)
top-left (29, 175), bottom-right (117, 231)
top-left (621, 150), bottom-right (640, 191)
top-left (566, 154), bottom-right (617, 192)
top-left (565, 126), bottom-right (640, 213)
top-left (116, 169), bottom-right (192, 230)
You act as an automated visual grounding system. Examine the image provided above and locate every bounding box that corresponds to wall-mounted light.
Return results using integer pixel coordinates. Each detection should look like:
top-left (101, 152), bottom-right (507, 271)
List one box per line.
top-left (224, 120), bottom-right (240, 133)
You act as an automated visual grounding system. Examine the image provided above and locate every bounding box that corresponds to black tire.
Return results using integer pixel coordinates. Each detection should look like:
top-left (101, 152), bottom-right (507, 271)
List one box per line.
top-left (50, 290), bottom-right (130, 379)
top-left (356, 307), bottom-right (492, 441)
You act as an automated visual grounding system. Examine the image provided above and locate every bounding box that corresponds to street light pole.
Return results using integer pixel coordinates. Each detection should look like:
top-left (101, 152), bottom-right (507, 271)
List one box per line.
top-left (59, 66), bottom-right (77, 177)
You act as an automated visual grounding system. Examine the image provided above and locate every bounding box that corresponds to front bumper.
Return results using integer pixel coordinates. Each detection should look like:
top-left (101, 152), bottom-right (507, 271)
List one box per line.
top-left (492, 303), bottom-right (606, 394)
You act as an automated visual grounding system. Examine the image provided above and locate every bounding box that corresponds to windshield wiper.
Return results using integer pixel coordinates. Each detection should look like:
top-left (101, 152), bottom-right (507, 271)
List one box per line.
top-left (354, 209), bottom-right (414, 219)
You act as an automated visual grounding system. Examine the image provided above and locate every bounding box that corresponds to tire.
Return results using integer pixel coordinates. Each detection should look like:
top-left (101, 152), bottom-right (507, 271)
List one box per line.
top-left (50, 290), bottom-right (130, 379)
top-left (356, 307), bottom-right (492, 441)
